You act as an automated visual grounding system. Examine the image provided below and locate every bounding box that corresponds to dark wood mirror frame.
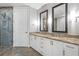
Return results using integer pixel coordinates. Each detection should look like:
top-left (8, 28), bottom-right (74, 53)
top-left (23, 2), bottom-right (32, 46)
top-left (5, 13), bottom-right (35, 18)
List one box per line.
top-left (40, 10), bottom-right (48, 32)
top-left (52, 3), bottom-right (68, 33)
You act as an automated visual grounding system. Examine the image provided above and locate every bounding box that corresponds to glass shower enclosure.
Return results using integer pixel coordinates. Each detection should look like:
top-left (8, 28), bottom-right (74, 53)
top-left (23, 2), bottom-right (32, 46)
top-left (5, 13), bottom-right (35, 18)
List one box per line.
top-left (0, 7), bottom-right (13, 48)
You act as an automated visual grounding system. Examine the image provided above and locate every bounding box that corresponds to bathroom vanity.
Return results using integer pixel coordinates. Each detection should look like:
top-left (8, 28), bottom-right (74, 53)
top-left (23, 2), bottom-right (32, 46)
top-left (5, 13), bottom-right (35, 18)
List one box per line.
top-left (30, 32), bottom-right (79, 56)
top-left (33, 3), bottom-right (79, 56)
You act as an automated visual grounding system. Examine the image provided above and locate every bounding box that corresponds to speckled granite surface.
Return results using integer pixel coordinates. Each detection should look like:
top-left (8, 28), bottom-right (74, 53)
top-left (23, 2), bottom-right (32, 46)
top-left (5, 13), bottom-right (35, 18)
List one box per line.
top-left (30, 32), bottom-right (79, 45)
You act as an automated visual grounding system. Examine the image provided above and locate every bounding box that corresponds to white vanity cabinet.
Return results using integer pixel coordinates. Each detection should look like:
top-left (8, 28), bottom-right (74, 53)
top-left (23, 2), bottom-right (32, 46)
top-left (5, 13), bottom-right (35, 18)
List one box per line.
top-left (30, 35), bottom-right (37, 49)
top-left (36, 37), bottom-right (64, 56)
top-left (30, 35), bottom-right (33, 47)
top-left (30, 35), bottom-right (43, 54)
top-left (39, 38), bottom-right (52, 56)
top-left (35, 36), bottom-right (41, 52)
top-left (63, 43), bottom-right (79, 56)
top-left (48, 40), bottom-right (64, 56)
top-left (30, 35), bottom-right (79, 56)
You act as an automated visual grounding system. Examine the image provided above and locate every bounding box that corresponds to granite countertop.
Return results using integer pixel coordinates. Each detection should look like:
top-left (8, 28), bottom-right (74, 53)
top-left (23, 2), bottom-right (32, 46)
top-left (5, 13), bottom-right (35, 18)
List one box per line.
top-left (30, 32), bottom-right (79, 45)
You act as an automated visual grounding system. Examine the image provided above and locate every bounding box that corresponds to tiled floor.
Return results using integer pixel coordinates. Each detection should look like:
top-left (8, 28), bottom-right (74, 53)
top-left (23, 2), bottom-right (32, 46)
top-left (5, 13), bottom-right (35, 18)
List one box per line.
top-left (0, 47), bottom-right (42, 56)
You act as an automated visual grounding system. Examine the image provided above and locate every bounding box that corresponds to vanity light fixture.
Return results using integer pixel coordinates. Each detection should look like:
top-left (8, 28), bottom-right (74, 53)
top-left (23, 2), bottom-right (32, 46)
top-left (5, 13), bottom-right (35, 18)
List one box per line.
top-left (70, 10), bottom-right (76, 22)
top-left (76, 16), bottom-right (79, 22)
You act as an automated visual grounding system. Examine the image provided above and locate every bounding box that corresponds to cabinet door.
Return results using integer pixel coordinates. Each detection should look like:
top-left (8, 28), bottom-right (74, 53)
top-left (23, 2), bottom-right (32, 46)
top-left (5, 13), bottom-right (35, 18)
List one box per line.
top-left (48, 40), bottom-right (64, 56)
top-left (30, 35), bottom-right (36, 49)
top-left (30, 35), bottom-right (33, 47)
top-left (40, 38), bottom-right (51, 56)
top-left (35, 36), bottom-right (41, 52)
top-left (64, 43), bottom-right (79, 56)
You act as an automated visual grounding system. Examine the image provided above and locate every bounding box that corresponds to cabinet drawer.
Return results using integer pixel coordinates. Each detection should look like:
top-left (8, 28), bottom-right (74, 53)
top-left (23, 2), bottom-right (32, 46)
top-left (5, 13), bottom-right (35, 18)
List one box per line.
top-left (64, 43), bottom-right (79, 56)
top-left (64, 43), bottom-right (79, 49)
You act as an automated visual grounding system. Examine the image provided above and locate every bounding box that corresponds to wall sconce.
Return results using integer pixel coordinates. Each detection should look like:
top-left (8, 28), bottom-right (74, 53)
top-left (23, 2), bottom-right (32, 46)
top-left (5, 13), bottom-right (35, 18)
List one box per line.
top-left (34, 20), bottom-right (39, 27)
top-left (76, 16), bottom-right (79, 22)
top-left (70, 10), bottom-right (76, 22)
top-left (48, 16), bottom-right (52, 25)
top-left (69, 8), bottom-right (79, 23)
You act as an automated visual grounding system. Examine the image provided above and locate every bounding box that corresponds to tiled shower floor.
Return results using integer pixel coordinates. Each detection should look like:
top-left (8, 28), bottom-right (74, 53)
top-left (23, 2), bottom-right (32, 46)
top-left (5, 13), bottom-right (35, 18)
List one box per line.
top-left (0, 47), bottom-right (42, 56)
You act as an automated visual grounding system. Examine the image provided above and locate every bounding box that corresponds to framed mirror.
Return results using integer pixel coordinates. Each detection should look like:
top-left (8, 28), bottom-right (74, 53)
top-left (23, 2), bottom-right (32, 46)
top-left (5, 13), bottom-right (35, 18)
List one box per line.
top-left (40, 10), bottom-right (48, 32)
top-left (52, 3), bottom-right (67, 33)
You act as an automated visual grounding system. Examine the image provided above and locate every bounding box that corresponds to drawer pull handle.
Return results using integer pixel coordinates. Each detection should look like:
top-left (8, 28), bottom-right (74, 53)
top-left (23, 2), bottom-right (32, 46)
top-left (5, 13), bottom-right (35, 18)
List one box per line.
top-left (50, 41), bottom-right (53, 45)
top-left (63, 50), bottom-right (65, 56)
top-left (41, 46), bottom-right (43, 48)
top-left (66, 45), bottom-right (74, 49)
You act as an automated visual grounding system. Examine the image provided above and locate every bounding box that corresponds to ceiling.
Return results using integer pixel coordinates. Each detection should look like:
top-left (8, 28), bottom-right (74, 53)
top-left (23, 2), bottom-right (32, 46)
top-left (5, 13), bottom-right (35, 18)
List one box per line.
top-left (25, 3), bottom-right (46, 9)
top-left (0, 3), bottom-right (46, 9)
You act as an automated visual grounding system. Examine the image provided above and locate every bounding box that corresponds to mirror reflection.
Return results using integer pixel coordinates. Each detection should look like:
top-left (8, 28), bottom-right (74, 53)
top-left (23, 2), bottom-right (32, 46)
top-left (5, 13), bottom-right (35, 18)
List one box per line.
top-left (40, 10), bottom-right (48, 32)
top-left (53, 3), bottom-right (67, 32)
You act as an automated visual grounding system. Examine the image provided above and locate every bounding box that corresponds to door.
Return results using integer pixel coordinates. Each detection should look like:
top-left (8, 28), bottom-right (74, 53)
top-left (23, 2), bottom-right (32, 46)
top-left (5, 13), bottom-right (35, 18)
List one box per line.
top-left (13, 7), bottom-right (28, 47)
top-left (0, 7), bottom-right (13, 48)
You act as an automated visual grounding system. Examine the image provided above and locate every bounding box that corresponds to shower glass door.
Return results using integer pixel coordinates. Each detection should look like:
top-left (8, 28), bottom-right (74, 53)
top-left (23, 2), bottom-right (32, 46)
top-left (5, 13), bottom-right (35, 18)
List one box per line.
top-left (0, 7), bottom-right (13, 48)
